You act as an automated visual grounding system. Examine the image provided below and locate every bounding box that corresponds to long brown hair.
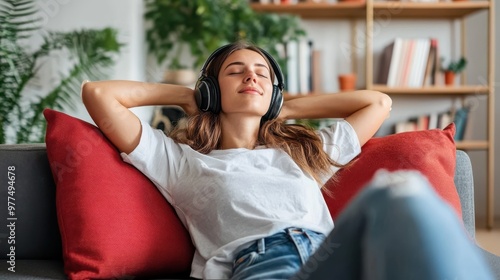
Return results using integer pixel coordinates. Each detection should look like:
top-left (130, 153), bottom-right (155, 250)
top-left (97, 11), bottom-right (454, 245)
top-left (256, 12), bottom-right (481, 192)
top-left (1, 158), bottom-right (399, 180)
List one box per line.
top-left (170, 41), bottom-right (345, 189)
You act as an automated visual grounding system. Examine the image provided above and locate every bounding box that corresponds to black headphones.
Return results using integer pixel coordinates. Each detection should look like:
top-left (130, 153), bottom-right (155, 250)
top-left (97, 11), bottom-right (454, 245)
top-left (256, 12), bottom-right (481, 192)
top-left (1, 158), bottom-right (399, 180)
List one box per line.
top-left (194, 44), bottom-right (285, 122)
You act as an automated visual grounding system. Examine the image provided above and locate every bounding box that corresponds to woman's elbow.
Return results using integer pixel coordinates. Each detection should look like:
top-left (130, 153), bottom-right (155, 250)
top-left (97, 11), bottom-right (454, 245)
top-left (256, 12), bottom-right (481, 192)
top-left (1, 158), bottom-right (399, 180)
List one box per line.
top-left (81, 82), bottom-right (103, 107)
top-left (362, 90), bottom-right (392, 118)
top-left (365, 90), bottom-right (392, 112)
top-left (378, 92), bottom-right (392, 113)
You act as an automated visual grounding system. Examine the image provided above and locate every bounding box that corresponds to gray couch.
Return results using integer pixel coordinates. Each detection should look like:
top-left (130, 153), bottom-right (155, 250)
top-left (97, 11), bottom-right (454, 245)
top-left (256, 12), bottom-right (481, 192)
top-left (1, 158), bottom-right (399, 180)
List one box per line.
top-left (0, 144), bottom-right (499, 279)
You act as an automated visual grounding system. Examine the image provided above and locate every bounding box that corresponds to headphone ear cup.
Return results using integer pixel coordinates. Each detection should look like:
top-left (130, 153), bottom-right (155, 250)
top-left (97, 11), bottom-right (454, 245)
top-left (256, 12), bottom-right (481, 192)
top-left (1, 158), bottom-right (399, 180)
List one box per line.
top-left (262, 85), bottom-right (283, 122)
top-left (194, 76), bottom-right (220, 113)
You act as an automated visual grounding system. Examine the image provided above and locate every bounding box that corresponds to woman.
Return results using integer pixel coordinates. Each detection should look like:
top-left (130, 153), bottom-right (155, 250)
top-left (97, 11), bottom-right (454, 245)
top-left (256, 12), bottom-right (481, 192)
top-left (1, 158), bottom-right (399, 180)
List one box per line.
top-left (82, 41), bottom-right (492, 280)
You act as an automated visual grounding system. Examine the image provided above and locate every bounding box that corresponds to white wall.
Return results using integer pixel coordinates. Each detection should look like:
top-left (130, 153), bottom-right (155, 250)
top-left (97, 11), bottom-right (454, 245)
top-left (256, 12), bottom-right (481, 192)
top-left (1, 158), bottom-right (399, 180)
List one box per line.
top-left (32, 0), bottom-right (152, 124)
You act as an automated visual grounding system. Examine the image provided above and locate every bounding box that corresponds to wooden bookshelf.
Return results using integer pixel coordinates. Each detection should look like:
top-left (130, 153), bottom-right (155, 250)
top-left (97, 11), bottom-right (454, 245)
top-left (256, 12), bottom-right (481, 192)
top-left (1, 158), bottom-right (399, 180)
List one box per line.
top-left (457, 140), bottom-right (489, 150)
top-left (372, 2), bottom-right (491, 19)
top-left (253, 0), bottom-right (495, 228)
top-left (284, 85), bottom-right (489, 97)
top-left (251, 1), bottom-right (490, 19)
top-left (370, 85), bottom-right (490, 95)
top-left (250, 2), bottom-right (366, 19)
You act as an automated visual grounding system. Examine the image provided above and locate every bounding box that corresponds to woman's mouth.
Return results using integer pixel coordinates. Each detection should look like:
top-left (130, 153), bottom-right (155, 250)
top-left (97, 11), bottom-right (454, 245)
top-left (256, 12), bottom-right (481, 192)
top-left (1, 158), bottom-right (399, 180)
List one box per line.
top-left (239, 87), bottom-right (262, 95)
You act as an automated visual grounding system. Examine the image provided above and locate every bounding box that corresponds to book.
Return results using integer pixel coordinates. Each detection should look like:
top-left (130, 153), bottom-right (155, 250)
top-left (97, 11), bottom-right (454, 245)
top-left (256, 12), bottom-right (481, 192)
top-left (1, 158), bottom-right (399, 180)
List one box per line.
top-left (286, 40), bottom-right (299, 95)
top-left (417, 115), bottom-right (429, 131)
top-left (438, 111), bottom-right (452, 129)
top-left (413, 39), bottom-right (431, 87)
top-left (423, 38), bottom-right (438, 86)
top-left (453, 107), bottom-right (470, 141)
top-left (298, 39), bottom-right (312, 94)
top-left (386, 38), bottom-right (404, 87)
top-left (401, 39), bottom-right (415, 87)
top-left (311, 49), bottom-right (323, 93)
top-left (428, 112), bottom-right (438, 130)
top-left (378, 40), bottom-right (395, 84)
top-left (395, 39), bottom-right (409, 87)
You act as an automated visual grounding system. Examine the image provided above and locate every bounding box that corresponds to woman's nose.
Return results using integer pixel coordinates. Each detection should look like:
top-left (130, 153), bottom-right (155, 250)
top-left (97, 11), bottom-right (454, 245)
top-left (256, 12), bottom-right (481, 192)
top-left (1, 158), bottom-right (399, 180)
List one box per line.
top-left (244, 72), bottom-right (257, 83)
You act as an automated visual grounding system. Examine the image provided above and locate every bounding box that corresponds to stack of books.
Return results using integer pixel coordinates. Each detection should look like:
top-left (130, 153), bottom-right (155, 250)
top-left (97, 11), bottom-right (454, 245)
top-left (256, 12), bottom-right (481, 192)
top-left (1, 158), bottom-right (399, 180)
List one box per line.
top-left (394, 107), bottom-right (470, 141)
top-left (378, 38), bottom-right (440, 88)
top-left (285, 39), bottom-right (322, 95)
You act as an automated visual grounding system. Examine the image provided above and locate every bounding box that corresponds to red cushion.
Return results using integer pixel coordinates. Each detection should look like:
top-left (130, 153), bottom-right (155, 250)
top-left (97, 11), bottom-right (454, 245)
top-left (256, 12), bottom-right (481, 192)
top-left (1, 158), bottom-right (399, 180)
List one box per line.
top-left (44, 109), bottom-right (194, 280)
top-left (324, 124), bottom-right (461, 220)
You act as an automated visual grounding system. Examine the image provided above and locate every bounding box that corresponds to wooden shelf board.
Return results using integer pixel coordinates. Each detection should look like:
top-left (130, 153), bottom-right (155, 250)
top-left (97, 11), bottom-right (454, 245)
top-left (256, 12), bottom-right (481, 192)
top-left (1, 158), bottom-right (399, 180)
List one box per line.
top-left (251, 1), bottom-right (490, 19)
top-left (373, 2), bottom-right (490, 19)
top-left (251, 2), bottom-right (367, 19)
top-left (456, 140), bottom-right (489, 150)
top-left (370, 85), bottom-right (490, 95)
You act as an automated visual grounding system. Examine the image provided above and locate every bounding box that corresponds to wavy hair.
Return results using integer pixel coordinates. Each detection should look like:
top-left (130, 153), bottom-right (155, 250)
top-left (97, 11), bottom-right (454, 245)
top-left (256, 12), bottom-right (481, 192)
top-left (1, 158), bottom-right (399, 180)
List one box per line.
top-left (170, 41), bottom-right (345, 189)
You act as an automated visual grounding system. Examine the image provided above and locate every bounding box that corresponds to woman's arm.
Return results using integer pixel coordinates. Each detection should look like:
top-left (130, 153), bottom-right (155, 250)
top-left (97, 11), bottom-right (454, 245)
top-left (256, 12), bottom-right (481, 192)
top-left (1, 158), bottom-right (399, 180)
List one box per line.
top-left (81, 80), bottom-right (197, 154)
top-left (279, 90), bottom-right (392, 146)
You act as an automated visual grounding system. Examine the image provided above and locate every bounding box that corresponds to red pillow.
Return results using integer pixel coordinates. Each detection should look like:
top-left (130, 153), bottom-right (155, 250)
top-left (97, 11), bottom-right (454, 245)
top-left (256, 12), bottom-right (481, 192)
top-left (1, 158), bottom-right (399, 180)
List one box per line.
top-left (44, 109), bottom-right (194, 280)
top-left (324, 124), bottom-right (461, 220)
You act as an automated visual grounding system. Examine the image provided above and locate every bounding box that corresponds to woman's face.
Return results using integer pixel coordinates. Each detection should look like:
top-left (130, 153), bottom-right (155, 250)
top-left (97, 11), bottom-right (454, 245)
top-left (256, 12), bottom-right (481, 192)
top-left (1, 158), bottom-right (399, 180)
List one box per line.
top-left (218, 49), bottom-right (274, 119)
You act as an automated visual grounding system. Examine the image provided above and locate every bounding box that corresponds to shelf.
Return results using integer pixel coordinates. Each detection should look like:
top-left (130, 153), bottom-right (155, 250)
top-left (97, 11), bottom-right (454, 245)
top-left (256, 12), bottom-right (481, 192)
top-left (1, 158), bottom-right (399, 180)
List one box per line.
top-left (251, 2), bottom-right (366, 19)
top-left (283, 85), bottom-right (489, 98)
top-left (373, 2), bottom-right (490, 19)
top-left (370, 85), bottom-right (490, 95)
top-left (456, 140), bottom-right (489, 150)
top-left (251, 1), bottom-right (490, 19)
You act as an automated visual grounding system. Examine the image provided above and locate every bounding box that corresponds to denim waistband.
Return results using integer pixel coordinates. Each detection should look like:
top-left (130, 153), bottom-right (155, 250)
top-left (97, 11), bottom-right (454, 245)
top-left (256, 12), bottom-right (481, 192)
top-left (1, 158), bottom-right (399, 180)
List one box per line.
top-left (236, 227), bottom-right (325, 258)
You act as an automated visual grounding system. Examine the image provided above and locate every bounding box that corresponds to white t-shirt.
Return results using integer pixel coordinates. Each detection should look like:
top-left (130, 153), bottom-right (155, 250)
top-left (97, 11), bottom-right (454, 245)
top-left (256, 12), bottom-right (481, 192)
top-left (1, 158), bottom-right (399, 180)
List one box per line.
top-left (121, 120), bottom-right (361, 279)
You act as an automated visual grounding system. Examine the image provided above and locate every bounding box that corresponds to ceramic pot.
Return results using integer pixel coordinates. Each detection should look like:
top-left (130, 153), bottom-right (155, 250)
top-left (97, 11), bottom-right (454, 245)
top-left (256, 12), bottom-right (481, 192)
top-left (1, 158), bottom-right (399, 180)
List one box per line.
top-left (338, 73), bottom-right (357, 91)
top-left (444, 71), bottom-right (455, 86)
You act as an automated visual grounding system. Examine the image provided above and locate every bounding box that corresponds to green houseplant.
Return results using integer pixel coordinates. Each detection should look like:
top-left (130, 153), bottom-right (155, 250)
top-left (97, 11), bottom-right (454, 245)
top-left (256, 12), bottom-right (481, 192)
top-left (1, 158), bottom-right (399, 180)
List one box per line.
top-left (1, 0), bottom-right (123, 144)
top-left (144, 0), bottom-right (305, 82)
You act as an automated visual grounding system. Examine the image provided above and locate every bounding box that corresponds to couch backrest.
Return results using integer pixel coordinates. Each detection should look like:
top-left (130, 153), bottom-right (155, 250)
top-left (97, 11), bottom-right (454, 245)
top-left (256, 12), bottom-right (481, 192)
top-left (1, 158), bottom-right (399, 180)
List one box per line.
top-left (0, 144), bottom-right (62, 260)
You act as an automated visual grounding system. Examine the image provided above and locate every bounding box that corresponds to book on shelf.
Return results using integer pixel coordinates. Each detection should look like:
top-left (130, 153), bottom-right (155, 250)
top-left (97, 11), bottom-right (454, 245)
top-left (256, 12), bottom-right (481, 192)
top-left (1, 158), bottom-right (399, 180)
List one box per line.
top-left (378, 38), bottom-right (438, 88)
top-left (453, 107), bottom-right (470, 141)
top-left (286, 40), bottom-right (300, 94)
top-left (298, 39), bottom-right (311, 94)
top-left (422, 38), bottom-right (438, 86)
top-left (286, 38), bottom-right (319, 95)
top-left (394, 107), bottom-right (470, 141)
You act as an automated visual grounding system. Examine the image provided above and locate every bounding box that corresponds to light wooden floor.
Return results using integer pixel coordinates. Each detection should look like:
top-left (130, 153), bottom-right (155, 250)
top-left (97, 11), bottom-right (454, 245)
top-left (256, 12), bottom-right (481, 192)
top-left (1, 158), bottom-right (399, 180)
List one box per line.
top-left (476, 228), bottom-right (500, 256)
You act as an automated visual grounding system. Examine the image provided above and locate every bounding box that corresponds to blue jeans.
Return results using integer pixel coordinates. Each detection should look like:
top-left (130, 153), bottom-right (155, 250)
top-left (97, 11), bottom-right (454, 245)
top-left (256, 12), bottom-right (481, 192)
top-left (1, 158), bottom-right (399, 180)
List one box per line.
top-left (231, 170), bottom-right (494, 280)
top-left (231, 228), bottom-right (326, 280)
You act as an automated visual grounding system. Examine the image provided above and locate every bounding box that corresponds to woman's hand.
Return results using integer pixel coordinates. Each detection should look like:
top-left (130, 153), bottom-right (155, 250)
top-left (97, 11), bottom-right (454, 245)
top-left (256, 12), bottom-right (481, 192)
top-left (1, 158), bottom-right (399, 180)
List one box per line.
top-left (179, 87), bottom-right (199, 116)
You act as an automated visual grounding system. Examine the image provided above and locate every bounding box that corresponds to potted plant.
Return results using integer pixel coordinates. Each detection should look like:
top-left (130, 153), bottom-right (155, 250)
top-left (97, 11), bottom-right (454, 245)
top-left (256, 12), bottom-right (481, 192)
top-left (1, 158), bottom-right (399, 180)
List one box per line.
top-left (441, 57), bottom-right (467, 86)
top-left (144, 0), bottom-right (305, 84)
top-left (338, 73), bottom-right (357, 91)
top-left (0, 0), bottom-right (122, 144)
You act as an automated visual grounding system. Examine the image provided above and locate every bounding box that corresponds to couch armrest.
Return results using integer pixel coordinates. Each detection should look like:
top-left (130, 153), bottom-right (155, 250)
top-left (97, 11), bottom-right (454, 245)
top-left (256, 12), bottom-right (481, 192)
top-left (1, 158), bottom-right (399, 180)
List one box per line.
top-left (454, 150), bottom-right (500, 278)
top-left (454, 150), bottom-right (475, 239)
